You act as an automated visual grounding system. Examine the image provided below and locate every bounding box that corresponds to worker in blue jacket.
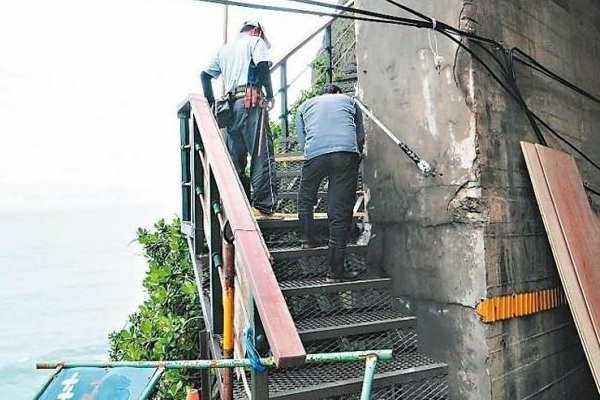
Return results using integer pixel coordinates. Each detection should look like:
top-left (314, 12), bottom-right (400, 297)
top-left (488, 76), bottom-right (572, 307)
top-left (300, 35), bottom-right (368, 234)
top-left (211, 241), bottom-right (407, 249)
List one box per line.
top-left (296, 84), bottom-right (365, 281)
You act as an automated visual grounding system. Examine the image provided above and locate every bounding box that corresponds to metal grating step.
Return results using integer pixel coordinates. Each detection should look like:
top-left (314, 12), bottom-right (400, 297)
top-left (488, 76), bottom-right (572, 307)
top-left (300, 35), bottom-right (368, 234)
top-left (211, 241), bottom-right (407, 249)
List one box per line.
top-left (232, 352), bottom-right (448, 400)
top-left (270, 243), bottom-right (367, 260)
top-left (260, 223), bottom-right (364, 250)
top-left (301, 328), bottom-right (418, 356)
top-left (296, 310), bottom-right (415, 341)
top-left (280, 276), bottom-right (391, 296)
top-left (272, 251), bottom-right (367, 281)
top-left (285, 286), bottom-right (394, 321)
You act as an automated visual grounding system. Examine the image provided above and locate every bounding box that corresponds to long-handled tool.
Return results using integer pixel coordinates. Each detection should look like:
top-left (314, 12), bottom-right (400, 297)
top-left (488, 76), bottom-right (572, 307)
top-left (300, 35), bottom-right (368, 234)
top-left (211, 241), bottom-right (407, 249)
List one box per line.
top-left (354, 98), bottom-right (436, 177)
top-left (257, 105), bottom-right (266, 157)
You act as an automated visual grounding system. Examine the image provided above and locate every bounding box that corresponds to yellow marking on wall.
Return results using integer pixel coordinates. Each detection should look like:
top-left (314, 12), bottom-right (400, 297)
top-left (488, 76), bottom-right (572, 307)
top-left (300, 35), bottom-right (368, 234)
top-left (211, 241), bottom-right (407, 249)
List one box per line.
top-left (476, 288), bottom-right (567, 323)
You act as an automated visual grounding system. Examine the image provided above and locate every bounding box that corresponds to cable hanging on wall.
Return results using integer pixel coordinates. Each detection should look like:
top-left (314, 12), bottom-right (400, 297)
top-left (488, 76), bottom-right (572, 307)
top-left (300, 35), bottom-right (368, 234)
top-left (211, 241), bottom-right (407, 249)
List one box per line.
top-left (195, 0), bottom-right (600, 194)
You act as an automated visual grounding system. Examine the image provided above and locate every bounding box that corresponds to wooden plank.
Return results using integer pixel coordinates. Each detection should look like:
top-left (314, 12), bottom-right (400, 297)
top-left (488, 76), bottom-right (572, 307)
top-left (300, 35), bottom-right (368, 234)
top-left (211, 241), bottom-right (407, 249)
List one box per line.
top-left (521, 141), bottom-right (600, 392)
top-left (537, 144), bottom-right (600, 335)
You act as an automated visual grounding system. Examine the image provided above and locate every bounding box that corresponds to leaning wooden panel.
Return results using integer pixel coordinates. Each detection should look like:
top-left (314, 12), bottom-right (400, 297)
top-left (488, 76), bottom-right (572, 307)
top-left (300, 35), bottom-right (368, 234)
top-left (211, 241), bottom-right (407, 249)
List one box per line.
top-left (521, 141), bottom-right (600, 392)
top-left (536, 144), bottom-right (600, 337)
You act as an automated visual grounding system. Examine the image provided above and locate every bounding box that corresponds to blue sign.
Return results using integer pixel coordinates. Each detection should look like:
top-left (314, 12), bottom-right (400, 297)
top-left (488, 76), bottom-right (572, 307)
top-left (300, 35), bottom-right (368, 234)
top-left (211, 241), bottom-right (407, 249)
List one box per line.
top-left (37, 367), bottom-right (159, 400)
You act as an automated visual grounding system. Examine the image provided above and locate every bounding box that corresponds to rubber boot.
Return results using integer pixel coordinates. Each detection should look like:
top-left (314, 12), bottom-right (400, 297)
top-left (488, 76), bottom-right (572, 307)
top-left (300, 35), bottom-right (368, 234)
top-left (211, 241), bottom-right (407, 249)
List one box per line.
top-left (241, 174), bottom-right (251, 202)
top-left (326, 246), bottom-right (360, 282)
top-left (299, 210), bottom-right (321, 249)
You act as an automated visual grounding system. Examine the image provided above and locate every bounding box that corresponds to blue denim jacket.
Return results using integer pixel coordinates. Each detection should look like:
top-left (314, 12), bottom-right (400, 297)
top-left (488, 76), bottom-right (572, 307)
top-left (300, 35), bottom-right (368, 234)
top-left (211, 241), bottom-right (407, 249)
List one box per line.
top-left (296, 94), bottom-right (365, 160)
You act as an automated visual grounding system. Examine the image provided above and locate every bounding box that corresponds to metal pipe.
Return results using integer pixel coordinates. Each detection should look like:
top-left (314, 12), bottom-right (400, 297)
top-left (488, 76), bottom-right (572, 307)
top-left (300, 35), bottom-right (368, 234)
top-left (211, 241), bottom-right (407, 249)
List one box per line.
top-left (179, 108), bottom-right (191, 221)
top-left (257, 107), bottom-right (266, 156)
top-left (32, 366), bottom-right (63, 399)
top-left (270, 0), bottom-right (353, 71)
top-left (354, 98), bottom-right (436, 177)
top-left (138, 367), bottom-right (165, 400)
top-left (279, 62), bottom-right (288, 137)
top-left (36, 350), bottom-right (393, 370)
top-left (360, 353), bottom-right (379, 400)
top-left (325, 25), bottom-right (333, 84)
top-left (221, 240), bottom-right (235, 400)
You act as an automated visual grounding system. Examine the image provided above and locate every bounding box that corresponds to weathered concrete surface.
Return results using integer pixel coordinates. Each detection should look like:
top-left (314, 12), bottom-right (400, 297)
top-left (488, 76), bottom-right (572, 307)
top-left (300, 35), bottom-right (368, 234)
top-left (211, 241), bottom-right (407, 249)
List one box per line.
top-left (396, 296), bottom-right (490, 400)
top-left (356, 0), bottom-right (600, 398)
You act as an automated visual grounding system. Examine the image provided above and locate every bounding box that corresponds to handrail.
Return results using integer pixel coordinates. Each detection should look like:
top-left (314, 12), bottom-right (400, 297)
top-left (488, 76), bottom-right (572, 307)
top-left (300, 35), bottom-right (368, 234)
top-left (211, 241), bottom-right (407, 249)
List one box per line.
top-left (270, 0), bottom-right (354, 138)
top-left (270, 0), bottom-right (353, 71)
top-left (36, 350), bottom-right (392, 400)
top-left (180, 94), bottom-right (305, 368)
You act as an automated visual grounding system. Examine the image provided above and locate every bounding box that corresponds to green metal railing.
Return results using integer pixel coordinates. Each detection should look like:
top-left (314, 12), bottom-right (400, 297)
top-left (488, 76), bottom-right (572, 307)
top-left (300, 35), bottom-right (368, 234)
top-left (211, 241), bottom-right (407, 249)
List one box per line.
top-left (271, 0), bottom-right (355, 140)
top-left (175, 3), bottom-right (359, 399)
top-left (35, 350), bottom-right (392, 400)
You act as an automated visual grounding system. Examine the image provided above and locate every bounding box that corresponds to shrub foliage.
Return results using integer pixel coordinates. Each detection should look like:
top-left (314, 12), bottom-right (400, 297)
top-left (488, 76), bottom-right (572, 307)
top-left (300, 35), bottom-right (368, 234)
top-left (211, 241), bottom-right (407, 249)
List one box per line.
top-left (108, 217), bottom-right (204, 399)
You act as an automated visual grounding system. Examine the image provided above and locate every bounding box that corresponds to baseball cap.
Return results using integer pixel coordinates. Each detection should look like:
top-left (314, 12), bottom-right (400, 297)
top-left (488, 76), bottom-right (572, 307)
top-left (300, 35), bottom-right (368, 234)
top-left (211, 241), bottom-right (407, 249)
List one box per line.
top-left (241, 20), bottom-right (271, 48)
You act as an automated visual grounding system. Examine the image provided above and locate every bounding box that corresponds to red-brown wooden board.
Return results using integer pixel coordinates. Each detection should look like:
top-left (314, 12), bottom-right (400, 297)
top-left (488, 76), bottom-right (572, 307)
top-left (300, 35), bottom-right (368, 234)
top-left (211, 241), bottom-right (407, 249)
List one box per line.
top-left (521, 141), bottom-right (600, 392)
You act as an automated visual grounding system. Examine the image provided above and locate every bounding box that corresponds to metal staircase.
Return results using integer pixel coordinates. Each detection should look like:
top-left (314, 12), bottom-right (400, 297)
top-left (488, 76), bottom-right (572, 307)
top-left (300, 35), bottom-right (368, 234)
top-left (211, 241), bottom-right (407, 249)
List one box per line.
top-left (177, 3), bottom-right (449, 398)
top-left (226, 154), bottom-right (448, 399)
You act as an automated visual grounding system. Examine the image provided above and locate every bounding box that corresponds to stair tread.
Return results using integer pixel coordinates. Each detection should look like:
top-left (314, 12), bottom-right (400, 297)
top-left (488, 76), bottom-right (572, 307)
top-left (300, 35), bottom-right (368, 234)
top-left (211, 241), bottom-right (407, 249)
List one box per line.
top-left (269, 243), bottom-right (367, 259)
top-left (280, 276), bottom-right (391, 295)
top-left (257, 212), bottom-right (365, 229)
top-left (296, 309), bottom-right (415, 334)
top-left (236, 352), bottom-right (447, 398)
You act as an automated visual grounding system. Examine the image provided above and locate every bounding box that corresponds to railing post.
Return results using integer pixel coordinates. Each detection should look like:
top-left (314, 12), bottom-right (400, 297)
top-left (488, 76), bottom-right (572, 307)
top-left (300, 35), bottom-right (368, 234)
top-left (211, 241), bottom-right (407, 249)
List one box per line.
top-left (178, 103), bottom-right (191, 222)
top-left (199, 330), bottom-right (212, 400)
top-left (208, 171), bottom-right (224, 334)
top-left (192, 121), bottom-right (205, 255)
top-left (279, 61), bottom-right (289, 138)
top-left (250, 298), bottom-right (269, 400)
top-left (221, 240), bottom-right (235, 400)
top-left (360, 353), bottom-right (379, 400)
top-left (325, 25), bottom-right (333, 84)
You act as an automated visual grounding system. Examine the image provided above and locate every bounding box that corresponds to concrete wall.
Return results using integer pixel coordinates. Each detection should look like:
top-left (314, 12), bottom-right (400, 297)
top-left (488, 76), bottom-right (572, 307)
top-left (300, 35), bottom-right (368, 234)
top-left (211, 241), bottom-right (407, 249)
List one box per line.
top-left (356, 0), bottom-right (600, 399)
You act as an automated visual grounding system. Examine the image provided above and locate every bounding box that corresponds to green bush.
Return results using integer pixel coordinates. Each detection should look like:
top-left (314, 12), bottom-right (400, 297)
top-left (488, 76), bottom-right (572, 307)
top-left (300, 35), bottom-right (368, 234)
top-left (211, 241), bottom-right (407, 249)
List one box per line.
top-left (108, 217), bottom-right (204, 399)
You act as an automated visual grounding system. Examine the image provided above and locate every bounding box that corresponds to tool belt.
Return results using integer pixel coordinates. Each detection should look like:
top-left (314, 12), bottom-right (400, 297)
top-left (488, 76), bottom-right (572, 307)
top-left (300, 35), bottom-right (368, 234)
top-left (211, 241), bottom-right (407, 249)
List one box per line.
top-left (231, 85), bottom-right (263, 109)
top-left (214, 94), bottom-right (232, 128)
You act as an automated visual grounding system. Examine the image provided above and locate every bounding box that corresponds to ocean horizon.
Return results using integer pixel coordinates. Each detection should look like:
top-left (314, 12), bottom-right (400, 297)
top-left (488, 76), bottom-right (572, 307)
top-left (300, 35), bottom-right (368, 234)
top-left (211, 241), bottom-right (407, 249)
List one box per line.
top-left (0, 203), bottom-right (173, 399)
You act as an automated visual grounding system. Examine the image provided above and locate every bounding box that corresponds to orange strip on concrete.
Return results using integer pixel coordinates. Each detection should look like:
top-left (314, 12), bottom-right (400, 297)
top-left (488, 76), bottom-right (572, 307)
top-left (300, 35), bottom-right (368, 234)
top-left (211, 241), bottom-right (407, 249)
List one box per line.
top-left (521, 141), bottom-right (600, 393)
top-left (476, 288), bottom-right (566, 323)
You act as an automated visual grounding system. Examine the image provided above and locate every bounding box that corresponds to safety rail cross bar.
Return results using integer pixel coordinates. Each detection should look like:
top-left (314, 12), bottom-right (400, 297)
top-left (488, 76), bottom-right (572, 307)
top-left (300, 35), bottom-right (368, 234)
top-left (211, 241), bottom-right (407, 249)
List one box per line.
top-left (270, 0), bottom-right (353, 71)
top-left (36, 350), bottom-right (392, 400)
top-left (35, 350), bottom-right (392, 369)
top-left (186, 94), bottom-right (305, 368)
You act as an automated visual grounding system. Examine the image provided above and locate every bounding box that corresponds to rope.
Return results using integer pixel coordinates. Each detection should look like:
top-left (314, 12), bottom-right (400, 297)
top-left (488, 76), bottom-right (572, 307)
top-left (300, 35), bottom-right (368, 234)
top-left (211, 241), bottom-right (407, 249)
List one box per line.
top-left (244, 328), bottom-right (268, 373)
top-left (427, 18), bottom-right (443, 71)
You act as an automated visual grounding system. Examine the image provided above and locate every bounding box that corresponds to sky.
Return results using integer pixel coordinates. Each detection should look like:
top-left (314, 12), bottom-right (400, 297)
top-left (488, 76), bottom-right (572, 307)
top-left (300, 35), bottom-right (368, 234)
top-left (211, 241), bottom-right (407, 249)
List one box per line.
top-left (0, 0), bottom-right (338, 214)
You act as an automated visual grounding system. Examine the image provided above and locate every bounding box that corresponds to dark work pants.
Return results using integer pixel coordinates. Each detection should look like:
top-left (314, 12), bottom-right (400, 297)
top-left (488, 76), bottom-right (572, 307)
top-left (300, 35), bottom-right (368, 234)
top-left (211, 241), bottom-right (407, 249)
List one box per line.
top-left (226, 98), bottom-right (278, 214)
top-left (297, 151), bottom-right (360, 248)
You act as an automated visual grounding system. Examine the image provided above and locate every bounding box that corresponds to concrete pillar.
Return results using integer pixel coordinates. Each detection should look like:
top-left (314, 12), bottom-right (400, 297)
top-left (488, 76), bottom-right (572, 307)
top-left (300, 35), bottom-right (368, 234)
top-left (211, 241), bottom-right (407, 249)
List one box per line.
top-left (356, 1), bottom-right (600, 399)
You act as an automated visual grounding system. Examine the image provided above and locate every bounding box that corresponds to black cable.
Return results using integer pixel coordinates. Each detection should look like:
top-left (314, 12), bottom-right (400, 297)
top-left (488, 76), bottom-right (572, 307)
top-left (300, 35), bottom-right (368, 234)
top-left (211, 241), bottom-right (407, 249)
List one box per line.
top-left (379, 1), bottom-right (600, 188)
top-left (197, 0), bottom-right (600, 193)
top-left (584, 183), bottom-right (600, 198)
top-left (528, 109), bottom-right (600, 171)
top-left (381, 0), bottom-right (504, 49)
top-left (437, 31), bottom-right (538, 134)
top-left (511, 47), bottom-right (600, 106)
top-left (287, 0), bottom-right (425, 26)
top-left (196, 0), bottom-right (429, 28)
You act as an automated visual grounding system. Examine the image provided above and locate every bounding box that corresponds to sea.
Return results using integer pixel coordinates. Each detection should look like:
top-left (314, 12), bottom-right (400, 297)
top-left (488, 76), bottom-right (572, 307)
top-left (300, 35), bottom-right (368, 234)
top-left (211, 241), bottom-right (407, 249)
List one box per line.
top-left (0, 203), bottom-right (173, 399)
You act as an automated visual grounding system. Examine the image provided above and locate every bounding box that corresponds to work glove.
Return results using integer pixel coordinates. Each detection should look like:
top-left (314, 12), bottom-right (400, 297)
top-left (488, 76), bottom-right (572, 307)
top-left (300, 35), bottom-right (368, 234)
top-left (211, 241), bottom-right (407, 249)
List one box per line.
top-left (206, 96), bottom-right (215, 109)
top-left (265, 97), bottom-right (275, 111)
